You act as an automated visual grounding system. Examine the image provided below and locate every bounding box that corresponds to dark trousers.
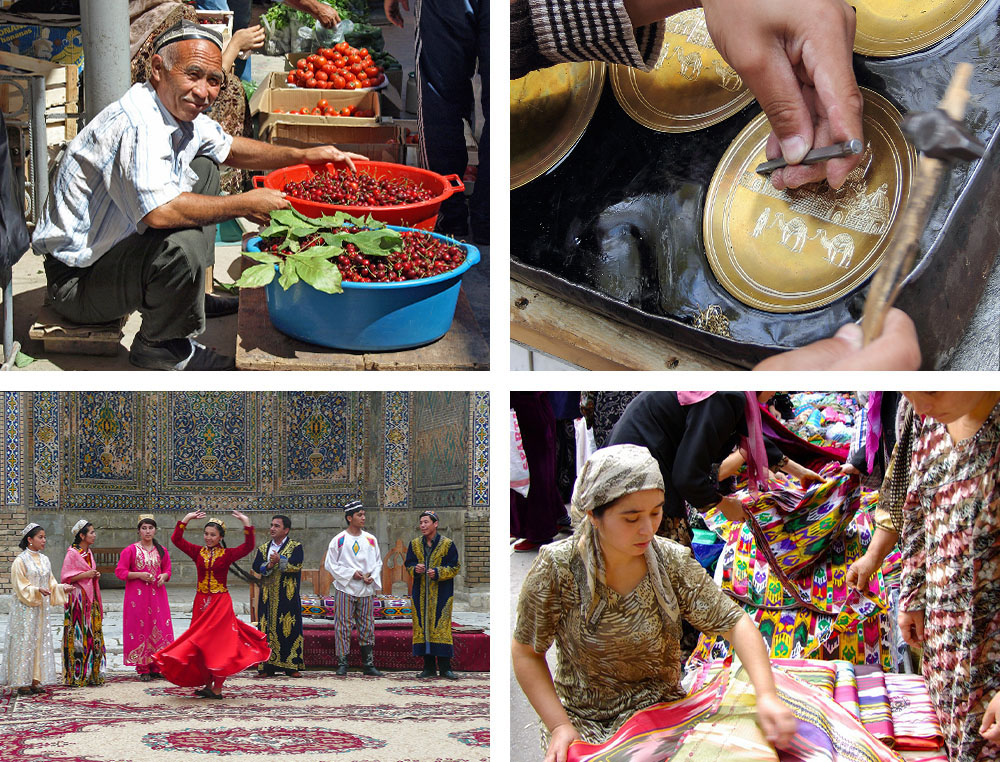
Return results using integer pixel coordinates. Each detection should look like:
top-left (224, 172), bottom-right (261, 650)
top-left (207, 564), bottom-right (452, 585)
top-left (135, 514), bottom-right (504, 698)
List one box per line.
top-left (44, 157), bottom-right (218, 343)
top-left (416, 0), bottom-right (489, 239)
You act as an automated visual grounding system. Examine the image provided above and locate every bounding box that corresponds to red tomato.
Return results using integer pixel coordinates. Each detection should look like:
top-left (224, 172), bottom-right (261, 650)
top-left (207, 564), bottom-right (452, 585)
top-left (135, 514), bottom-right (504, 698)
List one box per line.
top-left (296, 58), bottom-right (308, 70)
top-left (348, 80), bottom-right (361, 89)
top-left (272, 108), bottom-right (284, 113)
top-left (321, 64), bottom-right (336, 76)
top-left (343, 70), bottom-right (357, 82)
top-left (347, 53), bottom-right (361, 65)
top-left (364, 66), bottom-right (378, 79)
top-left (331, 74), bottom-right (346, 89)
top-left (286, 72), bottom-right (297, 84)
top-left (349, 63), bottom-right (362, 75)
top-left (310, 107), bottom-right (322, 115)
top-left (305, 77), bottom-right (317, 88)
top-left (359, 48), bottom-right (369, 57)
top-left (340, 107), bottom-right (352, 116)
top-left (316, 99), bottom-right (329, 108)
top-left (316, 56), bottom-right (327, 66)
top-left (315, 71), bottom-right (328, 82)
top-left (374, 73), bottom-right (385, 86)
top-left (335, 41), bottom-right (349, 53)
top-left (358, 78), bottom-right (370, 88)
top-left (323, 107), bottom-right (337, 116)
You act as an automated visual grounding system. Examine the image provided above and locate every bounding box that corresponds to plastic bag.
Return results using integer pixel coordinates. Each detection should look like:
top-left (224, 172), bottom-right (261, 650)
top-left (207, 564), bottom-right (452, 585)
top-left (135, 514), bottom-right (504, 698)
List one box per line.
top-left (510, 409), bottom-right (530, 497)
top-left (574, 417), bottom-right (596, 476)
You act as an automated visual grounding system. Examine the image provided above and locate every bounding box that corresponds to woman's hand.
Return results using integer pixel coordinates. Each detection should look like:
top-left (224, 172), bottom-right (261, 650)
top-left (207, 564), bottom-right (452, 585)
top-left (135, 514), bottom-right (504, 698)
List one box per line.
top-left (544, 722), bottom-right (582, 762)
top-left (898, 609), bottom-right (924, 647)
top-left (231, 510), bottom-right (252, 527)
top-left (182, 511), bottom-right (204, 523)
top-left (62, 584), bottom-right (75, 594)
top-left (795, 467), bottom-right (824, 488)
top-left (156, 573), bottom-right (168, 587)
top-left (838, 462), bottom-right (860, 476)
top-left (232, 25), bottom-right (265, 54)
top-left (39, 587), bottom-right (50, 597)
top-left (89, 569), bottom-right (101, 579)
top-left (716, 496), bottom-right (747, 522)
top-left (845, 553), bottom-right (879, 592)
top-left (756, 692), bottom-right (799, 748)
top-left (980, 692), bottom-right (1000, 742)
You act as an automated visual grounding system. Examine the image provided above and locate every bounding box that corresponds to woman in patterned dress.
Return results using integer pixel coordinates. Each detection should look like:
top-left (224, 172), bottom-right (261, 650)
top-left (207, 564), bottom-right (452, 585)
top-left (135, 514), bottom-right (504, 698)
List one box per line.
top-left (116, 516), bottom-right (175, 681)
top-left (152, 511), bottom-right (270, 699)
top-left (61, 520), bottom-right (107, 687)
top-left (2, 525), bottom-right (74, 695)
top-left (898, 391), bottom-right (1000, 761)
top-left (512, 445), bottom-right (798, 762)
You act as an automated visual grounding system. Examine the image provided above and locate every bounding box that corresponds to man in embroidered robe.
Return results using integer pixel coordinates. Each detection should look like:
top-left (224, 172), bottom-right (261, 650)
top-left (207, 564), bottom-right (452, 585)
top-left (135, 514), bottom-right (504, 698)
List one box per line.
top-left (405, 511), bottom-right (460, 679)
top-left (253, 514), bottom-right (305, 677)
top-left (324, 501), bottom-right (383, 676)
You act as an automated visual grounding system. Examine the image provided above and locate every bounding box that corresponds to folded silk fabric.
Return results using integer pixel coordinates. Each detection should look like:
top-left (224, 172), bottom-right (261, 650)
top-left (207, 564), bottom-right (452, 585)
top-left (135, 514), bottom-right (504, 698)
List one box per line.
top-left (771, 659), bottom-right (836, 697)
top-left (857, 668), bottom-right (895, 746)
top-left (833, 660), bottom-right (861, 720)
top-left (885, 673), bottom-right (944, 750)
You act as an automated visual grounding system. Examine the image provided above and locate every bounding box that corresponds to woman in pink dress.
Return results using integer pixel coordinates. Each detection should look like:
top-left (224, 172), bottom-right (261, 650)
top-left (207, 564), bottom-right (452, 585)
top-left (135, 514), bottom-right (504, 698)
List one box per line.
top-left (61, 520), bottom-right (106, 687)
top-left (115, 515), bottom-right (174, 682)
top-left (153, 510), bottom-right (270, 699)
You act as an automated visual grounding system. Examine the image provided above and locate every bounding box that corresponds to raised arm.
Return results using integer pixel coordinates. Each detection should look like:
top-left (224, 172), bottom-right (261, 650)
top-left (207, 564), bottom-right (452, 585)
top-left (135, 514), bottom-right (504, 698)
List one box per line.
top-left (171, 519), bottom-right (202, 560)
top-left (227, 511), bottom-right (256, 561)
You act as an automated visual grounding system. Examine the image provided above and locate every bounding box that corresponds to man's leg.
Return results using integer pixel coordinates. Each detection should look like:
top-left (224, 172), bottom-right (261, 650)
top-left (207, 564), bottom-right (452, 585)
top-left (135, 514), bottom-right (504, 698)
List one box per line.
top-left (357, 595), bottom-right (382, 676)
top-left (416, 0), bottom-right (477, 236)
top-left (333, 589), bottom-right (352, 675)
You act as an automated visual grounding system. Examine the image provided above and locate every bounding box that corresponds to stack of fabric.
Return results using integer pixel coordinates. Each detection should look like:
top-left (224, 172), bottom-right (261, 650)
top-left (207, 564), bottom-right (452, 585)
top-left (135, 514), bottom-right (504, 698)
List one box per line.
top-left (300, 595), bottom-right (413, 621)
top-left (566, 659), bottom-right (942, 761)
top-left (784, 392), bottom-right (861, 450)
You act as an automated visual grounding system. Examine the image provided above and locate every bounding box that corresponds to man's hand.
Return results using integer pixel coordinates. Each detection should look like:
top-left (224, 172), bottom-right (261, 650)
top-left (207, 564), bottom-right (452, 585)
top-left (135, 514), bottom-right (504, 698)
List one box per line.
top-left (544, 722), bottom-right (581, 762)
top-left (754, 309), bottom-right (921, 371)
top-left (301, 146), bottom-right (368, 172)
top-left (384, 0), bottom-right (410, 28)
top-left (314, 3), bottom-right (341, 27)
top-left (716, 496), bottom-right (747, 523)
top-left (845, 553), bottom-right (879, 592)
top-left (701, 0), bottom-right (863, 190)
top-left (240, 187), bottom-right (290, 226)
top-left (427, 568), bottom-right (437, 579)
top-left (353, 570), bottom-right (365, 580)
top-left (414, 563), bottom-right (426, 574)
top-left (898, 609), bottom-right (924, 648)
top-left (268, 551), bottom-right (279, 568)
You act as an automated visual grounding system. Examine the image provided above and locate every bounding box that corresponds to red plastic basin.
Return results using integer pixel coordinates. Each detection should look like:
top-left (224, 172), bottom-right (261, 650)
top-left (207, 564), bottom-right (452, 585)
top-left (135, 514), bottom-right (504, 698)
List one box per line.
top-left (253, 160), bottom-right (464, 230)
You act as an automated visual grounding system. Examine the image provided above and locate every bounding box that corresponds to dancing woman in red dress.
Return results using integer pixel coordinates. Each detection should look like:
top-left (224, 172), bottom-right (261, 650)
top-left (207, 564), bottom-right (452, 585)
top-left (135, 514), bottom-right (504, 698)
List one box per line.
top-left (153, 511), bottom-right (270, 698)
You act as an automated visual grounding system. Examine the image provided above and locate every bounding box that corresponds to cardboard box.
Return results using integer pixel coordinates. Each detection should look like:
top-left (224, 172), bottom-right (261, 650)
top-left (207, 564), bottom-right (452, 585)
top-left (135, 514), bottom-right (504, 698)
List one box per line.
top-left (259, 121), bottom-right (404, 164)
top-left (250, 80), bottom-right (380, 131)
top-left (0, 50), bottom-right (78, 145)
top-left (195, 9), bottom-right (233, 46)
top-left (0, 16), bottom-right (83, 74)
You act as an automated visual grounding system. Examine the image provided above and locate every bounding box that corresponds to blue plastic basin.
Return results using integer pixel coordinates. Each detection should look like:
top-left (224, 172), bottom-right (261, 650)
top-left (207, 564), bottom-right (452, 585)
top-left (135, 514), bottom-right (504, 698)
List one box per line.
top-left (246, 227), bottom-right (480, 351)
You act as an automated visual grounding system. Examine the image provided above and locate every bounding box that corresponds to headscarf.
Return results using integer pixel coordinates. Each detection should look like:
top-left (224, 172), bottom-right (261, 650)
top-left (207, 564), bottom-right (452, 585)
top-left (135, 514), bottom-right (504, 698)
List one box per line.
top-left (864, 391), bottom-right (883, 474)
top-left (570, 445), bottom-right (679, 628)
top-left (20, 522), bottom-right (40, 537)
top-left (677, 391), bottom-right (769, 497)
top-left (129, 0), bottom-right (185, 60)
top-left (71, 519), bottom-right (90, 538)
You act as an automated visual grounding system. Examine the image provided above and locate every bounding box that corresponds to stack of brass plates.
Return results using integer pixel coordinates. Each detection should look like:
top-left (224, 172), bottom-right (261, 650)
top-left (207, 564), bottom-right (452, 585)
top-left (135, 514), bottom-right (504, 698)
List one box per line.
top-left (703, 88), bottom-right (916, 313)
top-left (610, 9), bottom-right (753, 132)
top-left (853, 0), bottom-right (990, 56)
top-left (510, 61), bottom-right (606, 190)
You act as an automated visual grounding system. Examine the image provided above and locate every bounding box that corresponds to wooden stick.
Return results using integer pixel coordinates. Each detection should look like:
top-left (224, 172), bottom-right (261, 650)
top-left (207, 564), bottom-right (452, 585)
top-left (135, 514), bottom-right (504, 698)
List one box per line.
top-left (861, 63), bottom-right (974, 345)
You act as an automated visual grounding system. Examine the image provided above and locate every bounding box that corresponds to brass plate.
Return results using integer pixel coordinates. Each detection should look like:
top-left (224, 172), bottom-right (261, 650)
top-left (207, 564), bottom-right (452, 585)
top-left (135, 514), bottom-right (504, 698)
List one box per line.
top-left (510, 61), bottom-right (606, 190)
top-left (703, 88), bottom-right (916, 313)
top-left (854, 0), bottom-right (989, 57)
top-left (611, 9), bottom-right (754, 132)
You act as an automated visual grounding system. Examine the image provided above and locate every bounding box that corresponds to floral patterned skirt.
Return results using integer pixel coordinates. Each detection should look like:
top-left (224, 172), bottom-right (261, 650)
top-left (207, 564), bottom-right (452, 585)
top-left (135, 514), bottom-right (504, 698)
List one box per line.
top-left (63, 598), bottom-right (106, 687)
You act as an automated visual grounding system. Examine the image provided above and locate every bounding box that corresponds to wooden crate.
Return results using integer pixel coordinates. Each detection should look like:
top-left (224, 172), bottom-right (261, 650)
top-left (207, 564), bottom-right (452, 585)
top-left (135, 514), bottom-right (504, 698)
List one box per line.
top-left (259, 121), bottom-right (404, 163)
top-left (0, 50), bottom-right (78, 145)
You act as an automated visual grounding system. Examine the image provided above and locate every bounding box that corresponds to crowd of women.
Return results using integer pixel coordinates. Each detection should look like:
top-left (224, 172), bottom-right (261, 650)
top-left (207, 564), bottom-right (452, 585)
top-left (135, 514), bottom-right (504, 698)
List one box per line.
top-left (1, 510), bottom-right (268, 699)
top-left (513, 391), bottom-right (1000, 762)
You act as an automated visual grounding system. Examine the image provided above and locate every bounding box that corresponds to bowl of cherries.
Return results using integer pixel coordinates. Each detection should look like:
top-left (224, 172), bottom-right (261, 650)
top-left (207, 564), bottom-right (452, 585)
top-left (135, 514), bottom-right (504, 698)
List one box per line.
top-left (253, 160), bottom-right (464, 229)
top-left (238, 210), bottom-right (480, 350)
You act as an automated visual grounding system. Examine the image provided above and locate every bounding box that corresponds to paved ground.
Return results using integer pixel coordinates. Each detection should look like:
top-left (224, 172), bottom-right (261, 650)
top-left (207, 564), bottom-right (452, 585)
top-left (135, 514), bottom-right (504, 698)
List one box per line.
top-left (0, 584), bottom-right (489, 676)
top-left (11, 3), bottom-right (489, 370)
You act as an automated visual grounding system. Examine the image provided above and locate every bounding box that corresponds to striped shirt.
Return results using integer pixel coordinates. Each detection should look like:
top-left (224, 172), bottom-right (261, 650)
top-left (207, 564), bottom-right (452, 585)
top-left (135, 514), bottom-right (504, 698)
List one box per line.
top-left (32, 82), bottom-right (232, 268)
top-left (511, 0), bottom-right (665, 79)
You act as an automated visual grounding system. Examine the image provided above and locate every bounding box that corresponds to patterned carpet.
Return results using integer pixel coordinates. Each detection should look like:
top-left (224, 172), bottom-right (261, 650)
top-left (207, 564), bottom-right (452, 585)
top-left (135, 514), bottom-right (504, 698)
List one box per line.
top-left (0, 671), bottom-right (490, 761)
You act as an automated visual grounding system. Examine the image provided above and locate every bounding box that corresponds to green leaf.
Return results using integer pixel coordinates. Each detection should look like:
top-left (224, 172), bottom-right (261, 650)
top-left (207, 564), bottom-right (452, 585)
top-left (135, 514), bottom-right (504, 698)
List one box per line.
top-left (234, 263), bottom-right (277, 289)
top-left (292, 245), bottom-right (343, 259)
top-left (259, 222), bottom-right (289, 239)
top-left (270, 209), bottom-right (315, 228)
top-left (278, 259), bottom-right (300, 290)
top-left (243, 250), bottom-right (282, 264)
top-left (295, 258), bottom-right (344, 294)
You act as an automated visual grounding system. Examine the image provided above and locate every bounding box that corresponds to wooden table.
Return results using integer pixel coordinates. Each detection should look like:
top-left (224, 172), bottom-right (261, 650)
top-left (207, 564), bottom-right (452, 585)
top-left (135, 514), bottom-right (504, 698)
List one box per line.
top-left (510, 279), bottom-right (738, 371)
top-left (236, 283), bottom-right (489, 371)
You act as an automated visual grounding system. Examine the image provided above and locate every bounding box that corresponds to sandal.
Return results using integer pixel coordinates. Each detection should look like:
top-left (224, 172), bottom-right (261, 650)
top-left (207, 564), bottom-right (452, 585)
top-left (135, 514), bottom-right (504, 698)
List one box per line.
top-left (30, 685), bottom-right (45, 694)
top-left (16, 687), bottom-right (30, 696)
top-left (193, 688), bottom-right (214, 698)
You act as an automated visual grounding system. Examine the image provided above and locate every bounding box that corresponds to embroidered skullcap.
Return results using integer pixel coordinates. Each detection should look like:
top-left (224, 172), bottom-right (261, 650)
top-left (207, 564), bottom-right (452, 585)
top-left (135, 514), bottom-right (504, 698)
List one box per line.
top-left (153, 20), bottom-right (223, 53)
top-left (206, 517), bottom-right (226, 530)
top-left (71, 519), bottom-right (90, 536)
top-left (343, 500), bottom-right (364, 517)
top-left (20, 522), bottom-right (40, 537)
top-left (138, 514), bottom-right (155, 522)
top-left (570, 445), bottom-right (680, 627)
top-left (419, 511), bottom-right (438, 522)
top-left (569, 444), bottom-right (663, 522)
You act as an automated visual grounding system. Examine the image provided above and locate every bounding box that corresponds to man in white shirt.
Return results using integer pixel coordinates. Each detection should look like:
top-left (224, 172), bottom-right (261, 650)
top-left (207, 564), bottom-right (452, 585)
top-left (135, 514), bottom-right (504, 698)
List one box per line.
top-left (324, 500), bottom-right (383, 676)
top-left (32, 20), bottom-right (363, 370)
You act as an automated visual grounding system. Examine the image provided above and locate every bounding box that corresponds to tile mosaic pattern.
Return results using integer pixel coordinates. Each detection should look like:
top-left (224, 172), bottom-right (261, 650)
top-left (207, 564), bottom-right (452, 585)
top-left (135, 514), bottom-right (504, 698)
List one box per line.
top-left (31, 392), bottom-right (60, 507)
top-left (5, 392), bottom-right (20, 506)
top-left (412, 392), bottom-right (468, 509)
top-left (67, 392), bottom-right (143, 491)
top-left (472, 392), bottom-right (489, 507)
top-left (383, 392), bottom-right (409, 509)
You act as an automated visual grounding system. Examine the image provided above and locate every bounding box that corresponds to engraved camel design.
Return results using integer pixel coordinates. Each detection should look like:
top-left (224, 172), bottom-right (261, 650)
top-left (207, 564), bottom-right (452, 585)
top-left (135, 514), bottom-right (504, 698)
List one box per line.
top-left (670, 45), bottom-right (703, 80)
top-left (769, 212), bottom-right (809, 253)
top-left (711, 59), bottom-right (743, 91)
top-left (813, 228), bottom-right (855, 268)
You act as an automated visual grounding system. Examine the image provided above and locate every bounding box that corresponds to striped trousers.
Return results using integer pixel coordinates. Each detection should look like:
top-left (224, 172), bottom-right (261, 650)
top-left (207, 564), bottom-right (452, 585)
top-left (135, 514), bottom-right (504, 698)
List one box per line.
top-left (334, 590), bottom-right (375, 656)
